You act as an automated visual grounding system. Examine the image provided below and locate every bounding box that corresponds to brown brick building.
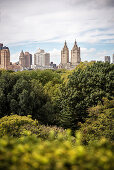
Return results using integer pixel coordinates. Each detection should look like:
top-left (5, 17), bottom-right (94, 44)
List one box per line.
top-left (19, 51), bottom-right (32, 69)
top-left (71, 40), bottom-right (81, 66)
top-left (59, 40), bottom-right (81, 69)
top-left (0, 43), bottom-right (10, 70)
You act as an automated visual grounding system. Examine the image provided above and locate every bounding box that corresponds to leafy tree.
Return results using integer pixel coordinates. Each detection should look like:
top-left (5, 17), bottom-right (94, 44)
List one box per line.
top-left (79, 98), bottom-right (114, 144)
top-left (59, 62), bottom-right (114, 130)
top-left (0, 71), bottom-right (18, 116)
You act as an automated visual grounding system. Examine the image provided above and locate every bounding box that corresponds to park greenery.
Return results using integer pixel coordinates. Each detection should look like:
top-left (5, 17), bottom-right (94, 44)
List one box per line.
top-left (0, 61), bottom-right (114, 169)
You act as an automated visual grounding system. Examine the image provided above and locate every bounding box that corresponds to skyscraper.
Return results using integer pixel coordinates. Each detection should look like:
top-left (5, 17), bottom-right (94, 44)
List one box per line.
top-left (61, 41), bottom-right (69, 65)
top-left (59, 40), bottom-right (81, 69)
top-left (19, 50), bottom-right (25, 67)
top-left (0, 44), bottom-right (10, 70)
top-left (71, 40), bottom-right (81, 66)
top-left (113, 54), bottom-right (114, 64)
top-left (105, 56), bottom-right (110, 63)
top-left (19, 51), bottom-right (32, 68)
top-left (34, 48), bottom-right (50, 67)
top-left (24, 52), bottom-right (32, 68)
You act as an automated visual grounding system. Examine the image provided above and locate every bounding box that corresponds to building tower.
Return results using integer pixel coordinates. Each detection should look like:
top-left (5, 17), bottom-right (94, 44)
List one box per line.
top-left (19, 50), bottom-right (25, 67)
top-left (0, 44), bottom-right (10, 70)
top-left (19, 50), bottom-right (32, 68)
top-left (113, 54), bottom-right (114, 64)
top-left (0, 43), bottom-right (3, 65)
top-left (61, 41), bottom-right (69, 65)
top-left (34, 48), bottom-right (50, 67)
top-left (71, 40), bottom-right (81, 66)
top-left (105, 56), bottom-right (110, 63)
top-left (24, 52), bottom-right (32, 68)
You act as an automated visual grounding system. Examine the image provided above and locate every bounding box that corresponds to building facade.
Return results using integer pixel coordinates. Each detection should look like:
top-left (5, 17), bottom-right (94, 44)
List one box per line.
top-left (0, 43), bottom-right (10, 70)
top-left (105, 56), bottom-right (110, 63)
top-left (71, 40), bottom-right (81, 66)
top-left (24, 52), bottom-right (32, 68)
top-left (19, 50), bottom-right (25, 67)
top-left (61, 41), bottom-right (69, 65)
top-left (34, 48), bottom-right (50, 67)
top-left (59, 40), bottom-right (81, 69)
top-left (112, 54), bottom-right (114, 64)
top-left (19, 51), bottom-right (32, 69)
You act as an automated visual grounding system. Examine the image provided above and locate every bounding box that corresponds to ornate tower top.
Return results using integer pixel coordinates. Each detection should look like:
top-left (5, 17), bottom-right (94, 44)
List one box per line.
top-left (75, 39), bottom-right (77, 45)
top-left (20, 50), bottom-right (24, 58)
top-left (72, 39), bottom-right (77, 50)
top-left (64, 40), bottom-right (68, 49)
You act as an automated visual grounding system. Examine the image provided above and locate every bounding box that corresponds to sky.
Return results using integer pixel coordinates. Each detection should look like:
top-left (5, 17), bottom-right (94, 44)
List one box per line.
top-left (0, 0), bottom-right (114, 65)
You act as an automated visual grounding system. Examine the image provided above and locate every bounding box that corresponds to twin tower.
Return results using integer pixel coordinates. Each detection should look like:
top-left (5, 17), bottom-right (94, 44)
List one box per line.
top-left (59, 40), bottom-right (81, 69)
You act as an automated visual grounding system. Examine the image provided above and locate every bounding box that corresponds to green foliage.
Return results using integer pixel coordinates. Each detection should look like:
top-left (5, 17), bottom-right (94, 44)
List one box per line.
top-left (59, 62), bottom-right (114, 130)
top-left (0, 115), bottom-right (38, 137)
top-left (0, 69), bottom-right (61, 124)
top-left (0, 62), bottom-right (113, 130)
top-left (0, 115), bottom-right (66, 139)
top-left (79, 98), bottom-right (114, 144)
top-left (0, 133), bottom-right (113, 170)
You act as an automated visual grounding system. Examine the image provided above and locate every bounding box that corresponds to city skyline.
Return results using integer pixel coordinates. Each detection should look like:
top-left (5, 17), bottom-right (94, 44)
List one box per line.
top-left (0, 0), bottom-right (114, 64)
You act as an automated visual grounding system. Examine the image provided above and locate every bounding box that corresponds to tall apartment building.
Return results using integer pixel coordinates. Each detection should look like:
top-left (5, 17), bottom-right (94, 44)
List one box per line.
top-left (61, 41), bottom-right (69, 65)
top-left (71, 40), bottom-right (81, 66)
top-left (0, 43), bottom-right (10, 70)
top-left (19, 51), bottom-right (32, 68)
top-left (105, 56), bottom-right (110, 63)
top-left (59, 40), bottom-right (81, 69)
top-left (113, 54), bottom-right (114, 64)
top-left (19, 50), bottom-right (25, 67)
top-left (24, 52), bottom-right (32, 68)
top-left (34, 48), bottom-right (50, 67)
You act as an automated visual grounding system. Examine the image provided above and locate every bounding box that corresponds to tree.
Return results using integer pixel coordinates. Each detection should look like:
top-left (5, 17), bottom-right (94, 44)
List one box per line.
top-left (79, 98), bottom-right (114, 144)
top-left (59, 62), bottom-right (114, 130)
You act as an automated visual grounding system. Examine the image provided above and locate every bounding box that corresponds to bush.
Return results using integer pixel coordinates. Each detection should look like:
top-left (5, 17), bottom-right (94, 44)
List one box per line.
top-left (0, 134), bottom-right (113, 170)
top-left (0, 115), bottom-right (66, 139)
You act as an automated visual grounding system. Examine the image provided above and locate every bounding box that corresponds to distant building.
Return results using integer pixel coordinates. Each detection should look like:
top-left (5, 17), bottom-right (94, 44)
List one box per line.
top-left (58, 40), bottom-right (81, 69)
top-left (0, 43), bottom-right (3, 50)
top-left (19, 51), bottom-right (32, 69)
top-left (71, 40), bottom-right (81, 66)
top-left (9, 62), bottom-right (21, 72)
top-left (24, 52), bottom-right (32, 68)
top-left (19, 50), bottom-right (25, 67)
top-left (113, 54), bottom-right (114, 64)
top-left (58, 41), bottom-right (71, 69)
top-left (34, 48), bottom-right (50, 68)
top-left (61, 41), bottom-right (69, 65)
top-left (50, 62), bottom-right (57, 69)
top-left (0, 43), bottom-right (10, 70)
top-left (105, 56), bottom-right (110, 63)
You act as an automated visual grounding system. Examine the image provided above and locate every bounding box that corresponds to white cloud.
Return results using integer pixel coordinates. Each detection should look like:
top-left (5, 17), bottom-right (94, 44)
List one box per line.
top-left (81, 48), bottom-right (114, 62)
top-left (0, 0), bottom-right (114, 45)
top-left (81, 48), bottom-right (96, 53)
top-left (0, 0), bottom-right (114, 65)
top-left (10, 52), bottom-right (20, 63)
top-left (49, 48), bottom-right (61, 65)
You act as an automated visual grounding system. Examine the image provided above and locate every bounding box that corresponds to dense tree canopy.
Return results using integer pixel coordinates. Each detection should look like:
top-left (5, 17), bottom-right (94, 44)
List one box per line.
top-left (0, 62), bottom-right (114, 130)
top-left (59, 62), bottom-right (114, 130)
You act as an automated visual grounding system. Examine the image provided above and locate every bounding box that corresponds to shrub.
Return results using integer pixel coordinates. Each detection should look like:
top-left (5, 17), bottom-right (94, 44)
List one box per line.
top-left (0, 134), bottom-right (113, 170)
top-left (0, 115), bottom-right (66, 139)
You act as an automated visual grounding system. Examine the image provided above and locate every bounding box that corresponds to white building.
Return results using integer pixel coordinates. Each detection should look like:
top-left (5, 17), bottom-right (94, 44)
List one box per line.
top-left (105, 56), bottom-right (110, 63)
top-left (112, 54), bottom-right (114, 64)
top-left (34, 48), bottom-right (50, 67)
